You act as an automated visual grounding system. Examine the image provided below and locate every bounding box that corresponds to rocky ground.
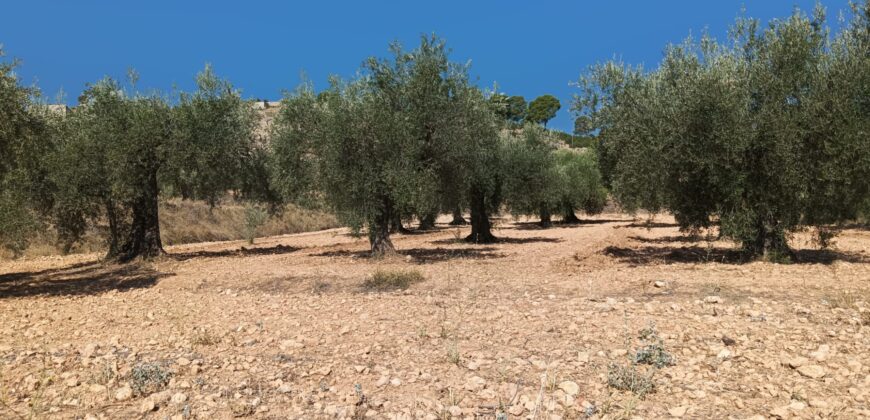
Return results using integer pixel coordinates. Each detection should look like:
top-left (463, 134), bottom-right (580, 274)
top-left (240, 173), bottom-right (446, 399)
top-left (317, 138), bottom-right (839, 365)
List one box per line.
top-left (0, 214), bottom-right (868, 419)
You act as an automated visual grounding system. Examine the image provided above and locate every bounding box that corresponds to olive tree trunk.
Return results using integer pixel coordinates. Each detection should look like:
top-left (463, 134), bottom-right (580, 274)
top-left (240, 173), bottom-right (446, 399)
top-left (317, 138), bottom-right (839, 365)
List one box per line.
top-left (449, 207), bottom-right (468, 225)
top-left (743, 218), bottom-right (791, 260)
top-left (370, 208), bottom-right (396, 257)
top-left (563, 210), bottom-right (581, 223)
top-left (112, 172), bottom-right (164, 262)
top-left (539, 207), bottom-right (552, 228)
top-left (465, 190), bottom-right (496, 243)
top-left (418, 212), bottom-right (437, 230)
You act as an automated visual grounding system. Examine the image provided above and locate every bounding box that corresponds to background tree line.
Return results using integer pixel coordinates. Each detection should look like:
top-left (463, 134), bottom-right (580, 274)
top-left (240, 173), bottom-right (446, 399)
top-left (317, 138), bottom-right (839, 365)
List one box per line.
top-left (2, 1), bottom-right (868, 263)
top-left (0, 37), bottom-right (604, 260)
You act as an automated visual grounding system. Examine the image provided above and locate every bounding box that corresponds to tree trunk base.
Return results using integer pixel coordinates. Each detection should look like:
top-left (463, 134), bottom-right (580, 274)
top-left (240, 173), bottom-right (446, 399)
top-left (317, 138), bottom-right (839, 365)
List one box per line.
top-left (563, 212), bottom-right (581, 224)
top-left (540, 208), bottom-right (552, 228)
top-left (418, 213), bottom-right (437, 231)
top-left (465, 231), bottom-right (497, 244)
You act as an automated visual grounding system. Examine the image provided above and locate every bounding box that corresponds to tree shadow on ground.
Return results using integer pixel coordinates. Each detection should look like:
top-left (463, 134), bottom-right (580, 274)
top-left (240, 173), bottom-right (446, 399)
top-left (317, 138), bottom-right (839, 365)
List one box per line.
top-left (314, 246), bottom-right (504, 263)
top-left (0, 263), bottom-right (172, 298)
top-left (603, 245), bottom-right (868, 265)
top-left (510, 219), bottom-right (632, 230)
top-left (168, 244), bottom-right (301, 261)
top-left (430, 236), bottom-right (562, 246)
top-left (628, 235), bottom-right (705, 244)
top-left (624, 221), bottom-right (681, 229)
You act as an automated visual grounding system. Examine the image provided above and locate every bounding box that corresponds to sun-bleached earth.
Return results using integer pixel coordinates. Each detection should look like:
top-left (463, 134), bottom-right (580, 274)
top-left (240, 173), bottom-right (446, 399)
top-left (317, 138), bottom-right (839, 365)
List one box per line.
top-left (1, 214), bottom-right (868, 419)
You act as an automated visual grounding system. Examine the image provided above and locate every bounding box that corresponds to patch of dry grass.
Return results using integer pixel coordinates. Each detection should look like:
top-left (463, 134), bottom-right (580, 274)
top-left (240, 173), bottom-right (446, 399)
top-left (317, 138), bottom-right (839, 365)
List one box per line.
top-left (0, 198), bottom-right (339, 259)
top-left (361, 269), bottom-right (425, 292)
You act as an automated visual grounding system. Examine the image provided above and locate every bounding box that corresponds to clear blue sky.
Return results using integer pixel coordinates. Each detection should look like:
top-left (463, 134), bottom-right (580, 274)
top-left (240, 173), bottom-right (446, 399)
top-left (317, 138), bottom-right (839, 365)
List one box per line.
top-left (0, 1), bottom-right (852, 132)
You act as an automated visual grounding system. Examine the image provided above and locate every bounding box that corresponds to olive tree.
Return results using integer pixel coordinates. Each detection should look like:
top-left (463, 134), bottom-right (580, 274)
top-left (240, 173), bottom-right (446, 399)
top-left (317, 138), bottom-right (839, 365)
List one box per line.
top-left (272, 36), bottom-right (502, 254)
top-left (0, 49), bottom-right (50, 254)
top-left (501, 125), bottom-right (562, 227)
top-left (49, 66), bottom-right (258, 261)
top-left (553, 148), bottom-right (608, 223)
top-left (576, 2), bottom-right (870, 259)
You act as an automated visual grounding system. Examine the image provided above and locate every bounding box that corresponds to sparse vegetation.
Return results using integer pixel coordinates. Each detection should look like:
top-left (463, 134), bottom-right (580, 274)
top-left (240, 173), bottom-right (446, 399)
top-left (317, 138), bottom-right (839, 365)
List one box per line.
top-left (361, 269), bottom-right (425, 291)
top-left (129, 362), bottom-right (172, 396)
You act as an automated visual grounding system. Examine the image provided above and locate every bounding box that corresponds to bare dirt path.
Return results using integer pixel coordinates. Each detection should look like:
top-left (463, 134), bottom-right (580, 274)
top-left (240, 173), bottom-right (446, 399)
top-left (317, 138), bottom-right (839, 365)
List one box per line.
top-left (1, 214), bottom-right (868, 419)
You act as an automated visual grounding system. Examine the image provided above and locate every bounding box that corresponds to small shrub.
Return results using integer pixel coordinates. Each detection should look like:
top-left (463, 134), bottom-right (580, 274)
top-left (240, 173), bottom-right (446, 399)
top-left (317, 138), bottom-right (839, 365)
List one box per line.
top-left (361, 269), bottom-right (424, 292)
top-left (190, 328), bottom-right (221, 346)
top-left (130, 362), bottom-right (171, 396)
top-left (633, 324), bottom-right (674, 368)
top-left (606, 363), bottom-right (655, 397)
top-left (243, 204), bottom-right (268, 245)
top-left (446, 343), bottom-right (461, 365)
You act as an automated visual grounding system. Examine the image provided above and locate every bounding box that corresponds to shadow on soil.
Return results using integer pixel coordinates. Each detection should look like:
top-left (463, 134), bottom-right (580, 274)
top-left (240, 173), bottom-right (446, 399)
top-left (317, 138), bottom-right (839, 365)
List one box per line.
top-left (510, 219), bottom-right (633, 230)
top-left (0, 262), bottom-right (172, 298)
top-left (628, 235), bottom-right (705, 244)
top-left (623, 221), bottom-right (681, 229)
top-left (315, 246), bottom-right (505, 263)
top-left (168, 244), bottom-right (301, 261)
top-left (430, 236), bottom-right (563, 246)
top-left (603, 245), bottom-right (868, 265)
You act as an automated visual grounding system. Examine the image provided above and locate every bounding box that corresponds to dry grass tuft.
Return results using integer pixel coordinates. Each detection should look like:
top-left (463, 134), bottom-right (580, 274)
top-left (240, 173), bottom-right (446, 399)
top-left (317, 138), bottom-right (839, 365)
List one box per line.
top-left (361, 269), bottom-right (425, 292)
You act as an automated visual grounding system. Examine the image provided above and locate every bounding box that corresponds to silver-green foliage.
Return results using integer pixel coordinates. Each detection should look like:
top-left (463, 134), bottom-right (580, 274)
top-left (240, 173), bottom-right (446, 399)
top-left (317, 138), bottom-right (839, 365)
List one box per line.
top-left (576, 2), bottom-right (870, 258)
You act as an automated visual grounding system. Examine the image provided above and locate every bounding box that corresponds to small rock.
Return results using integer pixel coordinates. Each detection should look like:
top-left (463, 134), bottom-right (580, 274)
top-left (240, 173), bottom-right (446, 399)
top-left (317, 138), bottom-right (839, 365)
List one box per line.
top-left (279, 339), bottom-right (304, 350)
top-left (796, 365), bottom-right (827, 379)
top-left (171, 392), bottom-right (188, 404)
top-left (81, 343), bottom-right (99, 358)
top-left (557, 381), bottom-right (580, 396)
top-left (114, 386), bottom-right (133, 401)
top-left (668, 406), bottom-right (689, 417)
top-left (390, 378), bottom-right (402, 387)
top-left (464, 376), bottom-right (486, 392)
top-left (770, 405), bottom-right (790, 419)
top-left (808, 400), bottom-right (828, 409)
top-left (704, 296), bottom-right (721, 304)
top-left (139, 399), bottom-right (156, 413)
top-left (717, 348), bottom-right (732, 359)
top-left (177, 357), bottom-right (191, 366)
top-left (785, 356), bottom-right (808, 368)
top-left (810, 345), bottom-right (830, 362)
top-left (788, 401), bottom-right (806, 411)
top-left (277, 384), bottom-right (292, 394)
top-left (65, 377), bottom-right (80, 387)
top-left (654, 281), bottom-right (667, 288)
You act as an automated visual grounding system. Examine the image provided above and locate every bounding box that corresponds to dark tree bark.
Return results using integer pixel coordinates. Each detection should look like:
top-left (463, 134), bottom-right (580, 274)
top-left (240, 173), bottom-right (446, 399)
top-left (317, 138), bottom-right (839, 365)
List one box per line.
top-left (539, 207), bottom-right (552, 228)
top-left (465, 189), bottom-right (496, 243)
top-left (743, 218), bottom-right (791, 260)
top-left (370, 205), bottom-right (396, 257)
top-left (449, 207), bottom-right (468, 225)
top-left (104, 199), bottom-right (123, 260)
top-left (390, 213), bottom-right (411, 234)
top-left (113, 171), bottom-right (164, 262)
top-left (562, 205), bottom-right (581, 224)
top-left (418, 212), bottom-right (437, 230)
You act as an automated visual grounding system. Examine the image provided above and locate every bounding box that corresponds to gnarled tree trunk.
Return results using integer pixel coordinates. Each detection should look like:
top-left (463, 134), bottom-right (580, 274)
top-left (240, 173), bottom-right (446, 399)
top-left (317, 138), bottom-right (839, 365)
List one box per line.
top-left (449, 207), bottom-right (468, 225)
top-left (390, 213), bottom-right (411, 234)
top-left (465, 189), bottom-right (496, 243)
top-left (539, 207), bottom-right (552, 228)
top-left (418, 212), bottom-right (437, 230)
top-left (113, 172), bottom-right (164, 262)
top-left (563, 205), bottom-right (581, 224)
top-left (370, 206), bottom-right (396, 257)
top-left (743, 218), bottom-right (791, 260)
